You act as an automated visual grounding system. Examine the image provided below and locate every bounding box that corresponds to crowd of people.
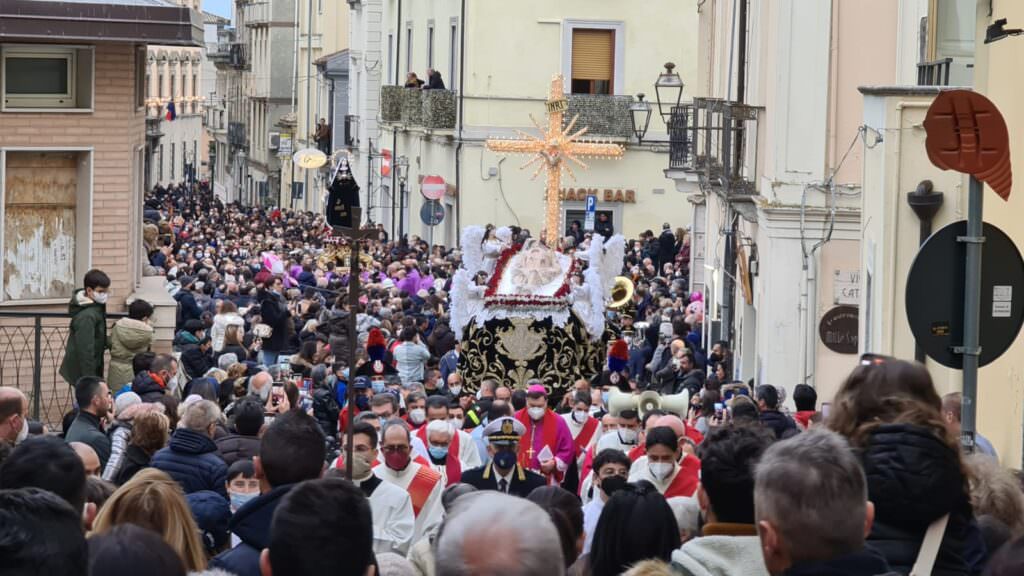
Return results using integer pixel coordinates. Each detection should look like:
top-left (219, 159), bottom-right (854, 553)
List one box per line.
top-left (2, 181), bottom-right (1024, 576)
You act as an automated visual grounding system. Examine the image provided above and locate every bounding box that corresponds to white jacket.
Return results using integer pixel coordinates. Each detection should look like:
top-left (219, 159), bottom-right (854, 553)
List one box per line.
top-left (671, 534), bottom-right (769, 576)
top-left (211, 312), bottom-right (245, 352)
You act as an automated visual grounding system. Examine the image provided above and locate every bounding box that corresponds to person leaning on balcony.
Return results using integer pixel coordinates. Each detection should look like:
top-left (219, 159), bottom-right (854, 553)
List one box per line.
top-left (60, 269), bottom-right (111, 387)
top-left (405, 72), bottom-right (425, 88)
top-left (424, 68), bottom-right (446, 90)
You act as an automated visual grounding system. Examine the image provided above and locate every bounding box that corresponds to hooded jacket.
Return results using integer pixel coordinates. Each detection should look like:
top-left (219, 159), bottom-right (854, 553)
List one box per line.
top-left (132, 371), bottom-right (167, 402)
top-left (210, 484), bottom-right (294, 576)
top-left (671, 531), bottom-right (769, 576)
top-left (860, 423), bottom-right (978, 575)
top-left (108, 318), bottom-right (154, 390)
top-left (151, 428), bottom-right (228, 498)
top-left (59, 289), bottom-right (107, 386)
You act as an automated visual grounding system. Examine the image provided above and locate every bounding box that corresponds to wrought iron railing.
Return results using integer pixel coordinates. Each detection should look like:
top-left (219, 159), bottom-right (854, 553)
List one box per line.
top-left (917, 58), bottom-right (953, 86)
top-left (668, 103), bottom-right (692, 169)
top-left (0, 311), bottom-right (126, 429)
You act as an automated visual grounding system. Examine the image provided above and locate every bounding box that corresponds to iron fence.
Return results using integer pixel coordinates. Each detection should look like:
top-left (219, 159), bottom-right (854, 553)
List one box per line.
top-left (0, 311), bottom-right (125, 429)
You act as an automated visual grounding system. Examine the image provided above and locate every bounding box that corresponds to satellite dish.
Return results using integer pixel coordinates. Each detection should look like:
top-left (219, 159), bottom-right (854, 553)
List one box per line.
top-left (293, 148), bottom-right (328, 170)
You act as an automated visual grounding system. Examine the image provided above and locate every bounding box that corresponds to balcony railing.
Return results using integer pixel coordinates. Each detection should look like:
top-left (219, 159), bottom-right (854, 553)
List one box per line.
top-left (674, 97), bottom-right (761, 197)
top-left (243, 1), bottom-right (269, 26)
top-left (229, 121), bottom-right (247, 148)
top-left (566, 94), bottom-right (634, 138)
top-left (380, 86), bottom-right (456, 130)
top-left (917, 58), bottom-right (953, 86)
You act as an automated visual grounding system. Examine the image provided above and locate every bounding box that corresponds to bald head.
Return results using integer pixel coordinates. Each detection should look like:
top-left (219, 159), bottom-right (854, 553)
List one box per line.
top-left (0, 387), bottom-right (28, 444)
top-left (69, 442), bottom-right (100, 477)
top-left (654, 414), bottom-right (686, 438)
top-left (601, 413), bottom-right (618, 431)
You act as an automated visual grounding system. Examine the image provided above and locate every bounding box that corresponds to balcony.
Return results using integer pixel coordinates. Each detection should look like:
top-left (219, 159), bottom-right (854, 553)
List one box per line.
top-left (565, 94), bottom-right (634, 138)
top-left (380, 87), bottom-right (456, 130)
top-left (243, 1), bottom-right (269, 26)
top-left (421, 89), bottom-right (456, 129)
top-left (672, 97), bottom-right (761, 198)
top-left (228, 122), bottom-right (247, 148)
top-left (917, 58), bottom-right (952, 86)
top-left (145, 116), bottom-right (164, 142)
top-left (400, 88), bottom-right (422, 124)
top-left (381, 86), bottom-right (402, 122)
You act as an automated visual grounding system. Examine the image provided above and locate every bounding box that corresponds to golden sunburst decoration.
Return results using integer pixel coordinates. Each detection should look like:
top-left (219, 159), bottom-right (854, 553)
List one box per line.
top-left (486, 75), bottom-right (624, 246)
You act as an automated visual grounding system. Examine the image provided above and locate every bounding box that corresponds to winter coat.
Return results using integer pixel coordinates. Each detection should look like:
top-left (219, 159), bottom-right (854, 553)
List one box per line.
top-left (439, 350), bottom-right (459, 384)
top-left (114, 444), bottom-right (153, 485)
top-left (860, 423), bottom-right (978, 576)
top-left (59, 290), bottom-right (107, 386)
top-left (65, 411), bottom-right (112, 468)
top-left (594, 219), bottom-right (614, 239)
top-left (215, 433), bottom-right (261, 467)
top-left (211, 312), bottom-right (245, 352)
top-left (174, 290), bottom-right (202, 331)
top-left (671, 531), bottom-right (769, 576)
top-left (427, 323), bottom-right (457, 357)
top-left (216, 344), bottom-right (250, 365)
top-left (173, 329), bottom-right (200, 350)
top-left (783, 546), bottom-right (898, 576)
top-left (181, 343), bottom-right (213, 380)
top-left (658, 230), bottom-right (677, 268)
top-left (103, 423), bottom-right (132, 481)
top-left (759, 410), bottom-right (799, 440)
top-left (210, 484), bottom-right (294, 576)
top-left (151, 428), bottom-right (228, 498)
top-left (108, 318), bottom-right (153, 391)
top-left (257, 291), bottom-right (291, 353)
top-left (132, 371), bottom-right (167, 402)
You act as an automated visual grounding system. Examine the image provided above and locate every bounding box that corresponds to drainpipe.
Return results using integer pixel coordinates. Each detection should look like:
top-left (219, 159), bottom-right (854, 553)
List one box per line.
top-left (906, 179), bottom-right (943, 363)
top-left (455, 0), bottom-right (466, 245)
top-left (391, 0), bottom-right (402, 239)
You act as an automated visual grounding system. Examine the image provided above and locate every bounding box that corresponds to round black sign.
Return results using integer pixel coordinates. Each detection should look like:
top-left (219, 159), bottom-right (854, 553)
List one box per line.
top-left (819, 305), bottom-right (859, 354)
top-left (905, 220), bottom-right (1024, 369)
top-left (420, 200), bottom-right (445, 226)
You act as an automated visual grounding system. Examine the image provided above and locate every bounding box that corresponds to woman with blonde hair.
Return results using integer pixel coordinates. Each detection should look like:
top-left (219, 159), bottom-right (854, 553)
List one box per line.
top-left (828, 355), bottom-right (980, 575)
top-left (92, 468), bottom-right (207, 572)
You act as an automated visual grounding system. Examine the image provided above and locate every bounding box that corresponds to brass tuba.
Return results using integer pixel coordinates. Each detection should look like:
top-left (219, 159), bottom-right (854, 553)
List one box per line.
top-left (608, 276), bottom-right (635, 310)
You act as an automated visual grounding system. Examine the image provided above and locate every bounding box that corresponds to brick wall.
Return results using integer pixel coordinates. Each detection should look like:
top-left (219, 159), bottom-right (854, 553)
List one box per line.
top-left (0, 43), bottom-right (146, 313)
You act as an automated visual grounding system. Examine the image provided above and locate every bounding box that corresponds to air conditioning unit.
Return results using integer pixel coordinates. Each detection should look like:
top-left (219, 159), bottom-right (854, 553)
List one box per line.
top-left (268, 132), bottom-right (280, 150)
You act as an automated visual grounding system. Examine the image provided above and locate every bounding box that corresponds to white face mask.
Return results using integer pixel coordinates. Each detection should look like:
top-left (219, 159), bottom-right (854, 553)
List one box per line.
top-left (618, 428), bottom-right (638, 445)
top-left (168, 376), bottom-right (179, 391)
top-left (408, 408), bottom-right (426, 425)
top-left (527, 406), bottom-right (546, 421)
top-left (649, 461), bottom-right (675, 481)
top-left (450, 386), bottom-right (462, 396)
top-left (15, 416), bottom-right (29, 444)
top-left (93, 292), bottom-right (109, 305)
top-left (572, 410), bottom-right (588, 424)
top-left (451, 418), bottom-right (464, 430)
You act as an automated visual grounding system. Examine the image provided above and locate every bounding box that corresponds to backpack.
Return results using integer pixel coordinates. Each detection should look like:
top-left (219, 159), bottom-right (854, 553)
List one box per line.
top-left (312, 382), bottom-right (340, 438)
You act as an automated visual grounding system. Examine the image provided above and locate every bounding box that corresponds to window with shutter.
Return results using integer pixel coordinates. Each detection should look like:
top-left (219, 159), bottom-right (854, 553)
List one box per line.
top-left (571, 29), bottom-right (614, 94)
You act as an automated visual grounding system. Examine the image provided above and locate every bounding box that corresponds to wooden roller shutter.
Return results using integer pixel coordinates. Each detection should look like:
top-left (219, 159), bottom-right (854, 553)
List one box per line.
top-left (571, 29), bottom-right (614, 82)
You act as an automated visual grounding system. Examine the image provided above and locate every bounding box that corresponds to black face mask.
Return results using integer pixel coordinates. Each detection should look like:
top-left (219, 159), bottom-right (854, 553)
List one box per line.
top-left (601, 475), bottom-right (628, 497)
top-left (493, 448), bottom-right (517, 470)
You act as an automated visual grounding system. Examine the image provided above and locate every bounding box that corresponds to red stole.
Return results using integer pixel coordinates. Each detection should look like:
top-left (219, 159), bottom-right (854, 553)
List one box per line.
top-left (406, 464), bottom-right (442, 516)
top-left (338, 406), bottom-right (361, 433)
top-left (515, 408), bottom-right (559, 471)
top-left (416, 425), bottom-right (463, 486)
top-left (572, 417), bottom-right (599, 457)
top-left (664, 454), bottom-right (701, 498)
top-left (627, 444), bottom-right (646, 462)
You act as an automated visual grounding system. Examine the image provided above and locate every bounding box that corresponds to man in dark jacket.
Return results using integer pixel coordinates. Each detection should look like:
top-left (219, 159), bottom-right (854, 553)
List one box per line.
top-left (210, 410), bottom-right (327, 576)
top-left (64, 376), bottom-right (113, 468)
top-left (174, 276), bottom-right (203, 331)
top-left (754, 429), bottom-right (898, 576)
top-left (460, 417), bottom-right (546, 497)
top-left (594, 212), bottom-right (614, 238)
top-left (215, 398), bottom-right (263, 466)
top-left (151, 399), bottom-right (228, 498)
top-left (657, 223), bottom-right (676, 271)
top-left (133, 353), bottom-right (178, 401)
top-left (60, 269), bottom-right (110, 387)
top-left (256, 278), bottom-right (291, 366)
top-left (756, 385), bottom-right (798, 440)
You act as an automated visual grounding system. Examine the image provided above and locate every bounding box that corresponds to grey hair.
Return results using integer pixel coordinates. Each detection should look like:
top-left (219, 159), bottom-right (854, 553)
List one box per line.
top-left (381, 417), bottom-right (411, 442)
top-left (217, 353), bottom-right (238, 371)
top-left (436, 492), bottom-right (564, 576)
top-left (180, 400), bottom-right (222, 433)
top-left (754, 429), bottom-right (867, 563)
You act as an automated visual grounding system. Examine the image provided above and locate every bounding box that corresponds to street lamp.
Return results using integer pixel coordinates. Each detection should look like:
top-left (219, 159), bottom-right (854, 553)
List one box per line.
top-left (629, 93), bottom-right (653, 144)
top-left (395, 155), bottom-right (409, 238)
top-left (654, 62), bottom-right (684, 125)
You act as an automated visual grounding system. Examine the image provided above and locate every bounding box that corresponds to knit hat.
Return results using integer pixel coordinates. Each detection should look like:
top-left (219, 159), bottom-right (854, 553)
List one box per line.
top-left (186, 490), bottom-right (231, 555)
top-left (114, 392), bottom-right (142, 418)
top-left (366, 328), bottom-right (387, 361)
top-left (608, 339), bottom-right (629, 373)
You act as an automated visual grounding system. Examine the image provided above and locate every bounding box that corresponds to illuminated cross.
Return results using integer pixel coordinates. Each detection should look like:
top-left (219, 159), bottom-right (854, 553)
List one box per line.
top-left (486, 75), bottom-right (625, 246)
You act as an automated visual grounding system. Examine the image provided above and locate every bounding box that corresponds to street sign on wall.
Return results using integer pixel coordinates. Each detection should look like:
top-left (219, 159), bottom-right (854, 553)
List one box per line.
top-left (420, 200), bottom-right (445, 226)
top-left (421, 175), bottom-right (446, 200)
top-left (584, 194), bottom-right (596, 231)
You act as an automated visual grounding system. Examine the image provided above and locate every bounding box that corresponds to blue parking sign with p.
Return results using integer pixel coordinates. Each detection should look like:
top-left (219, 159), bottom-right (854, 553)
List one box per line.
top-left (586, 195), bottom-right (596, 213)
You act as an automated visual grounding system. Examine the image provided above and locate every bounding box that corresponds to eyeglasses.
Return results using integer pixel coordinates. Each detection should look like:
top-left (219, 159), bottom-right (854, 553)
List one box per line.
top-left (381, 444), bottom-right (410, 454)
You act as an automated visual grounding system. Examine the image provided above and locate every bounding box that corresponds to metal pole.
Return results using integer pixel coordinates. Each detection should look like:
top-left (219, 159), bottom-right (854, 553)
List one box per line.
top-left (344, 238), bottom-right (361, 480)
top-left (304, 0), bottom-right (313, 213)
top-left (960, 175), bottom-right (984, 453)
top-left (32, 316), bottom-right (41, 420)
top-left (399, 180), bottom-right (406, 239)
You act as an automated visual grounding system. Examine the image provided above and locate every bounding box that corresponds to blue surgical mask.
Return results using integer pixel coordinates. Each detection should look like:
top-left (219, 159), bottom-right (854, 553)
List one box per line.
top-left (428, 446), bottom-right (449, 460)
top-left (601, 391), bottom-right (610, 406)
top-left (230, 491), bottom-right (258, 511)
top-left (372, 381), bottom-right (386, 394)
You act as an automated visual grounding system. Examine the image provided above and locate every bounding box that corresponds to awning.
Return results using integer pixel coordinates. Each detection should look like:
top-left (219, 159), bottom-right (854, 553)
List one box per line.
top-left (0, 0), bottom-right (203, 47)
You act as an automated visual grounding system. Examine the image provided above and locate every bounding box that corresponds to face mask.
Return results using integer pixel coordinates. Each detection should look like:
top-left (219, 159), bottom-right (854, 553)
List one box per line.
top-left (618, 428), bottom-right (638, 445)
top-left (600, 475), bottom-right (628, 497)
top-left (527, 407), bottom-right (546, 421)
top-left (450, 386), bottom-right (462, 396)
top-left (572, 410), bottom-right (588, 424)
top-left (493, 448), bottom-right (517, 470)
top-left (408, 408), bottom-right (426, 425)
top-left (229, 491), bottom-right (258, 511)
top-left (601, 391), bottom-right (610, 406)
top-left (649, 461), bottom-right (675, 481)
top-left (344, 452), bottom-right (373, 479)
top-left (371, 381), bottom-right (386, 394)
top-left (428, 445), bottom-right (449, 460)
top-left (168, 376), bottom-right (179, 391)
top-left (384, 450), bottom-right (411, 471)
top-left (378, 416), bottom-right (389, 429)
top-left (93, 292), bottom-right (109, 305)
top-left (355, 395), bottom-right (370, 411)
top-left (15, 416), bottom-right (29, 444)
top-left (451, 418), bottom-right (464, 430)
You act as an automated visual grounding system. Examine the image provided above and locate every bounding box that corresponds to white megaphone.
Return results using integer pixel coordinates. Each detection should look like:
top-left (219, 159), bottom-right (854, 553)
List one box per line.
top-left (607, 388), bottom-right (690, 419)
